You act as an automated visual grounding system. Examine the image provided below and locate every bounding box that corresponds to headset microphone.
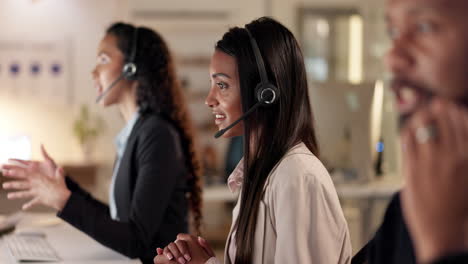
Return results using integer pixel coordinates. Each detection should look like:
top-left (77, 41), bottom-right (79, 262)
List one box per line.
top-left (95, 27), bottom-right (139, 103)
top-left (214, 101), bottom-right (261, 138)
top-left (213, 28), bottom-right (279, 138)
top-left (95, 63), bottom-right (136, 103)
top-left (95, 73), bottom-right (124, 103)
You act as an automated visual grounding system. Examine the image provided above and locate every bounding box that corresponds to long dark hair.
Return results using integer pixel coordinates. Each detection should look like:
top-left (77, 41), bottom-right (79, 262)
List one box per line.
top-left (107, 22), bottom-right (203, 234)
top-left (216, 17), bottom-right (319, 264)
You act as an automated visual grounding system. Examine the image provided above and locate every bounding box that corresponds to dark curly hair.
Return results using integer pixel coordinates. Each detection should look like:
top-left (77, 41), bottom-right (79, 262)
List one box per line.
top-left (106, 22), bottom-right (203, 235)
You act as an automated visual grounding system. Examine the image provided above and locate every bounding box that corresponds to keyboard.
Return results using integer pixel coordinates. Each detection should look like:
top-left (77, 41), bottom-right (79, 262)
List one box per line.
top-left (5, 233), bottom-right (61, 262)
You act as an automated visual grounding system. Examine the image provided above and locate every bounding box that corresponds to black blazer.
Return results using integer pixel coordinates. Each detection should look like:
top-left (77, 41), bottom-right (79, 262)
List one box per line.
top-left (352, 193), bottom-right (468, 264)
top-left (57, 113), bottom-right (189, 264)
top-left (352, 193), bottom-right (416, 264)
top-left (431, 254), bottom-right (468, 264)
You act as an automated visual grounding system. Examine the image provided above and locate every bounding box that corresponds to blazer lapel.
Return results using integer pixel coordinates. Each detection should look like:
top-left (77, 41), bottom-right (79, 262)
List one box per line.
top-left (113, 115), bottom-right (146, 222)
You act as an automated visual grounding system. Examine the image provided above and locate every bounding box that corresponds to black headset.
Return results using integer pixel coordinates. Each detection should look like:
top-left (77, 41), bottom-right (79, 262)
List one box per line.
top-left (245, 28), bottom-right (279, 106)
top-left (122, 27), bottom-right (138, 80)
top-left (214, 28), bottom-right (279, 138)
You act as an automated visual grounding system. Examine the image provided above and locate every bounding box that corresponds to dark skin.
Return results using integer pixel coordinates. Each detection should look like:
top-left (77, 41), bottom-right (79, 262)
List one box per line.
top-left (401, 99), bottom-right (468, 263)
top-left (386, 0), bottom-right (468, 262)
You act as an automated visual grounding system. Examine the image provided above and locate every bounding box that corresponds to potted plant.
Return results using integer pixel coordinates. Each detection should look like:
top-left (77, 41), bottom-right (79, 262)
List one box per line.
top-left (72, 105), bottom-right (104, 161)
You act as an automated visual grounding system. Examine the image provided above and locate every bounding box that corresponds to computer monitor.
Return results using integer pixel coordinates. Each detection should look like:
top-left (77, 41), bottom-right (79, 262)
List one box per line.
top-left (309, 81), bottom-right (398, 183)
top-left (0, 135), bottom-right (31, 165)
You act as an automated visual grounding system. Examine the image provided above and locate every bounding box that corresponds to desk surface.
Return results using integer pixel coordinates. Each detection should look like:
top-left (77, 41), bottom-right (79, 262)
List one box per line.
top-left (0, 213), bottom-right (140, 264)
top-left (203, 181), bottom-right (402, 202)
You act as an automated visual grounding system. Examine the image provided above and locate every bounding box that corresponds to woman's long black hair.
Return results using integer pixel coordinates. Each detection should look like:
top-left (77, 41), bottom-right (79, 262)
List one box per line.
top-left (107, 22), bottom-right (203, 234)
top-left (216, 17), bottom-right (319, 263)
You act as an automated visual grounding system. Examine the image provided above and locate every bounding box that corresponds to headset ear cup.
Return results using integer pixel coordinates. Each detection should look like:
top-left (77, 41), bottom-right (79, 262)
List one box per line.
top-left (122, 62), bottom-right (137, 81)
top-left (256, 83), bottom-right (279, 105)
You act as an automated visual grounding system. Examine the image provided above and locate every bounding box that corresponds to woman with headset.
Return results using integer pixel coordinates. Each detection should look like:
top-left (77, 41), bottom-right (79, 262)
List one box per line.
top-left (2, 22), bottom-right (202, 264)
top-left (154, 17), bottom-right (351, 264)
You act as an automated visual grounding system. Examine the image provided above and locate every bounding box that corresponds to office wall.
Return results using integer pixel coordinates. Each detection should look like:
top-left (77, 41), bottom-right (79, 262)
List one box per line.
top-left (130, 0), bottom-right (365, 31)
top-left (0, 0), bottom-right (127, 165)
top-left (272, 0), bottom-right (361, 34)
